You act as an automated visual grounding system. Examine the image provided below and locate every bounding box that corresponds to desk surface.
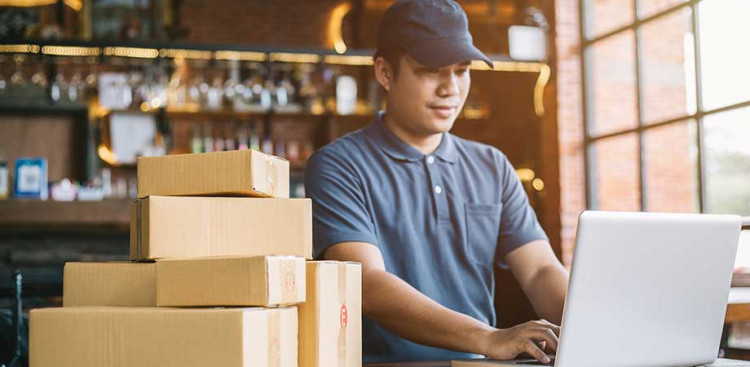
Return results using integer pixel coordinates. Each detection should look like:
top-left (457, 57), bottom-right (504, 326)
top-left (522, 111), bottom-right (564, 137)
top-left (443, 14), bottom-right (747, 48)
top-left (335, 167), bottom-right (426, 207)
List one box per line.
top-left (364, 358), bottom-right (750, 366)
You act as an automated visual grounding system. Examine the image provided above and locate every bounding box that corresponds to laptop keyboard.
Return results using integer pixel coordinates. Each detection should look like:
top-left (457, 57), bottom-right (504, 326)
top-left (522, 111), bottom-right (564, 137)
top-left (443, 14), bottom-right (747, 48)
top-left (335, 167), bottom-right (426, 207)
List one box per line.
top-left (516, 357), bottom-right (555, 366)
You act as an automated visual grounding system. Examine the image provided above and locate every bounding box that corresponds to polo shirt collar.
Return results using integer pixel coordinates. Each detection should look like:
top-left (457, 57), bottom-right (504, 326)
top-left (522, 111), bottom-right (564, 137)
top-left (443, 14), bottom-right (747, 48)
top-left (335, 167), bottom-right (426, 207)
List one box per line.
top-left (368, 111), bottom-right (458, 164)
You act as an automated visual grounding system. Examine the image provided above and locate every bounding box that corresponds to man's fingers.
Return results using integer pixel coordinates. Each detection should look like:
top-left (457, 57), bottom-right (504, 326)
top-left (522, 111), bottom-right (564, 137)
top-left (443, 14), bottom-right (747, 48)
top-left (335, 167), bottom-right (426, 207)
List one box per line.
top-left (536, 340), bottom-right (547, 352)
top-left (524, 339), bottom-right (551, 364)
top-left (526, 328), bottom-right (559, 351)
top-left (534, 319), bottom-right (562, 336)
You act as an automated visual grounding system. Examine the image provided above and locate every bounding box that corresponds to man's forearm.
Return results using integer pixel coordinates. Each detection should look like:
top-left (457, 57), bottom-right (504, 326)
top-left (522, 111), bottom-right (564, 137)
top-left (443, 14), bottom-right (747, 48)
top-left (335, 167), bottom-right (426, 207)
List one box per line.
top-left (362, 267), bottom-right (494, 356)
top-left (526, 264), bottom-right (568, 324)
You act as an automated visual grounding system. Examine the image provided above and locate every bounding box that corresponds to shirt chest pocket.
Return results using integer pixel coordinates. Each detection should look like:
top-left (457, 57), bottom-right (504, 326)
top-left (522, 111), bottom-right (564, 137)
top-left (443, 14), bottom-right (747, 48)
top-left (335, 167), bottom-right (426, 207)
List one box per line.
top-left (464, 203), bottom-right (502, 265)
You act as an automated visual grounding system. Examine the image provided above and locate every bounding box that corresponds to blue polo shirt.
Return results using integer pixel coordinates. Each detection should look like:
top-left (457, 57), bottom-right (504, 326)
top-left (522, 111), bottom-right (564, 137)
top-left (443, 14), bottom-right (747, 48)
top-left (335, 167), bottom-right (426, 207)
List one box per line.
top-left (304, 113), bottom-right (549, 362)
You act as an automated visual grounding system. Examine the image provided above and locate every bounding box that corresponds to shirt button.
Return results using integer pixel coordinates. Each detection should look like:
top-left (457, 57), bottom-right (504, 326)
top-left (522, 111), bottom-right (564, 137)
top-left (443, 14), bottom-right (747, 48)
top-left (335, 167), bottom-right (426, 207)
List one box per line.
top-left (427, 156), bottom-right (435, 165)
top-left (434, 185), bottom-right (442, 195)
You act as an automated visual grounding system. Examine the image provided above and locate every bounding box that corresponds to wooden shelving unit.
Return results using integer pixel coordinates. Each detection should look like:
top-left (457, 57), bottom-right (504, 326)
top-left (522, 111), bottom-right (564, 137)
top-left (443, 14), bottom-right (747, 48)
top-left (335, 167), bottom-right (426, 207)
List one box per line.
top-left (0, 199), bottom-right (132, 229)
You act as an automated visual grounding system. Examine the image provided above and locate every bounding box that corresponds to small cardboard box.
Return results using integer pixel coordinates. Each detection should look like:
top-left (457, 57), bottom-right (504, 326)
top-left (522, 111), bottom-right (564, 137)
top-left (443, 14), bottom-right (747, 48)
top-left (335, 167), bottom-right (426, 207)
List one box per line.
top-left (30, 306), bottom-right (298, 367)
top-left (299, 261), bottom-right (362, 367)
top-left (130, 196), bottom-right (312, 260)
top-left (137, 149), bottom-right (289, 198)
top-left (63, 262), bottom-right (156, 307)
top-left (157, 255), bottom-right (306, 307)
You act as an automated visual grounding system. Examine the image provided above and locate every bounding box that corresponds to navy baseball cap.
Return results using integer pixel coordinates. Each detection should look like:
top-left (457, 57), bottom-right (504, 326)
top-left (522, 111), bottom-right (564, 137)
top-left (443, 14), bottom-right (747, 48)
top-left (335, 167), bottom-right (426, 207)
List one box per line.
top-left (376, 0), bottom-right (494, 69)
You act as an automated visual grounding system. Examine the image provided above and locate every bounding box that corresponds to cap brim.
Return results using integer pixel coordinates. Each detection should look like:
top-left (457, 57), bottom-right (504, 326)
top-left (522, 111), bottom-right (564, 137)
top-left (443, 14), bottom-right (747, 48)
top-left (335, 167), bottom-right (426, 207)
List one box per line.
top-left (404, 38), bottom-right (494, 69)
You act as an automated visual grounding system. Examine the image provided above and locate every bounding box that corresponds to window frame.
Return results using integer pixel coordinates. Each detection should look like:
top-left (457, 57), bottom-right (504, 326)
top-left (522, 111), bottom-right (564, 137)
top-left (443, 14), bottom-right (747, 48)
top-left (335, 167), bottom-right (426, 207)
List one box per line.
top-left (579, 0), bottom-right (750, 213)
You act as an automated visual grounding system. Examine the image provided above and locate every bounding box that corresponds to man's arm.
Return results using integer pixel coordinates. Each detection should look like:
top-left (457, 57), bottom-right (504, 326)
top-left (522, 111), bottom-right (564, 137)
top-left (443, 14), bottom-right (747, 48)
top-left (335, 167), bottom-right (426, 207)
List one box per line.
top-left (505, 240), bottom-right (569, 324)
top-left (325, 241), bottom-right (561, 364)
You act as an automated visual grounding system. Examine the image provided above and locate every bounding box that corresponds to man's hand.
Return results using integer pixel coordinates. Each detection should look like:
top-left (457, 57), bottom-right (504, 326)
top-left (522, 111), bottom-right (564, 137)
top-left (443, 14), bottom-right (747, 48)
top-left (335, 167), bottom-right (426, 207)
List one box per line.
top-left (482, 319), bottom-right (560, 364)
top-left (324, 241), bottom-right (561, 364)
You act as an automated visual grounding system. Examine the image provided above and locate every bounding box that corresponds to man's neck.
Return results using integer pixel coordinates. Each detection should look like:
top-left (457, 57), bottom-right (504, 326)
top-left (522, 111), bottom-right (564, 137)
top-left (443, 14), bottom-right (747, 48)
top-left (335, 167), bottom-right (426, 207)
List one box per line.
top-left (382, 113), bottom-right (443, 155)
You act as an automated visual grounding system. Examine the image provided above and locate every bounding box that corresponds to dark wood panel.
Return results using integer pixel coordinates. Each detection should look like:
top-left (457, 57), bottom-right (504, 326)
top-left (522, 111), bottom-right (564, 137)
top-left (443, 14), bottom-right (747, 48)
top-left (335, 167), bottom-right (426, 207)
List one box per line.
top-left (0, 114), bottom-right (88, 182)
top-left (0, 199), bottom-right (131, 229)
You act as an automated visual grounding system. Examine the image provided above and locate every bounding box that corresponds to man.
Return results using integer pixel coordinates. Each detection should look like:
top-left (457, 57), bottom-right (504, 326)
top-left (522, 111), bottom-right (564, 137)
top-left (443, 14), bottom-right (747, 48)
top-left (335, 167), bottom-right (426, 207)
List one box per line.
top-left (305, 0), bottom-right (569, 363)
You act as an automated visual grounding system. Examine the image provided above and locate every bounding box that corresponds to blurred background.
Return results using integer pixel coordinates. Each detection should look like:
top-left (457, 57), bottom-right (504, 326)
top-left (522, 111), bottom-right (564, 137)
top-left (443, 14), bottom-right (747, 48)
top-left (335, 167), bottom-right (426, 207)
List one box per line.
top-left (0, 0), bottom-right (748, 363)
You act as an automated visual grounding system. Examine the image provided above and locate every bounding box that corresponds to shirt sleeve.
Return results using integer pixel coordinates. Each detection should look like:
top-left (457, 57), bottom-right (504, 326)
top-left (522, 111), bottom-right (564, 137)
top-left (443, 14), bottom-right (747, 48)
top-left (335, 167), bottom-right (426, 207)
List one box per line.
top-left (495, 151), bottom-right (550, 267)
top-left (304, 148), bottom-right (379, 259)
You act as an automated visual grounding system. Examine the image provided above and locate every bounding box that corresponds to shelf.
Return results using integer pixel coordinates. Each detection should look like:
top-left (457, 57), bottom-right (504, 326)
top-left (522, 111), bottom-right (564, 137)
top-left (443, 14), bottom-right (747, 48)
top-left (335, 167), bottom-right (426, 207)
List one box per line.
top-left (99, 107), bottom-right (375, 121)
top-left (0, 199), bottom-right (131, 229)
top-left (0, 39), bottom-right (547, 72)
top-left (165, 109), bottom-right (337, 121)
top-left (0, 102), bottom-right (88, 115)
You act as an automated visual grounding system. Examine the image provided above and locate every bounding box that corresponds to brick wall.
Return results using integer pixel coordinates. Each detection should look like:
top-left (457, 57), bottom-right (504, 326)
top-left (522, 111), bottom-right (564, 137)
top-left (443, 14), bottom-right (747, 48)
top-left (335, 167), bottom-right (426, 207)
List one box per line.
top-left (555, 0), bottom-right (585, 265)
top-left (180, 0), bottom-right (353, 47)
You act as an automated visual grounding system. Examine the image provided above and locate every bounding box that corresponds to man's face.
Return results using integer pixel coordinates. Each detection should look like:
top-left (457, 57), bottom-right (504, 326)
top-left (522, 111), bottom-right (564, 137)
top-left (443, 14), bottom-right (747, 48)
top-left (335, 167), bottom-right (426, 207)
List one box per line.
top-left (385, 54), bottom-right (471, 137)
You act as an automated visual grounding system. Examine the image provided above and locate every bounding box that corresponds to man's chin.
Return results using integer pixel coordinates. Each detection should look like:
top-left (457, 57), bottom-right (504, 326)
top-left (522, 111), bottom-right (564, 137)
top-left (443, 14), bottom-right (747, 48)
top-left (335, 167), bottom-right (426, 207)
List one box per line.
top-left (428, 117), bottom-right (457, 133)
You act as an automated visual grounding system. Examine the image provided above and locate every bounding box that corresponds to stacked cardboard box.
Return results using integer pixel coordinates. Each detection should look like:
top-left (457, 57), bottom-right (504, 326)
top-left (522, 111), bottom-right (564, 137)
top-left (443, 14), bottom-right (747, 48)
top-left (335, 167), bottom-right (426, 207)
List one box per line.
top-left (30, 150), bottom-right (362, 367)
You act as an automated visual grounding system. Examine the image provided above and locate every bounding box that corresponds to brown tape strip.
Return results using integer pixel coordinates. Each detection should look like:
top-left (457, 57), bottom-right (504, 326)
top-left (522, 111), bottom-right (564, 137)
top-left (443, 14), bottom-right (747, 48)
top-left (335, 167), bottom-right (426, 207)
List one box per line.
top-left (267, 310), bottom-right (281, 367)
top-left (337, 263), bottom-right (348, 367)
top-left (279, 258), bottom-right (297, 305)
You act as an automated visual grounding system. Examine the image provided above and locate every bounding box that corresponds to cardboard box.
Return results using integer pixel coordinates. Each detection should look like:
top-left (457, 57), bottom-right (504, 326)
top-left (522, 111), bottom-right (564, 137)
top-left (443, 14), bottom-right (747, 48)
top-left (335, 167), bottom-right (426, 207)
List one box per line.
top-left (63, 262), bottom-right (156, 307)
top-left (299, 261), bottom-right (362, 367)
top-left (137, 149), bottom-right (290, 199)
top-left (30, 306), bottom-right (298, 367)
top-left (130, 196), bottom-right (312, 260)
top-left (157, 255), bottom-right (306, 307)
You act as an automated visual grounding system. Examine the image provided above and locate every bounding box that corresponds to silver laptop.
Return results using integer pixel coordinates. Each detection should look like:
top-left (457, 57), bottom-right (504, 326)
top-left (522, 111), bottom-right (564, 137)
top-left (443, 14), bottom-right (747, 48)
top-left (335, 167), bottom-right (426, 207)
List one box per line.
top-left (453, 211), bottom-right (742, 367)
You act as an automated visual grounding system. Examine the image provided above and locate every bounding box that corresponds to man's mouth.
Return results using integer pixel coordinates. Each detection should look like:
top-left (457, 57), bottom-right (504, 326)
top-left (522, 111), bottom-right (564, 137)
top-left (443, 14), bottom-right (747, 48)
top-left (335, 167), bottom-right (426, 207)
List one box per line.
top-left (428, 105), bottom-right (457, 118)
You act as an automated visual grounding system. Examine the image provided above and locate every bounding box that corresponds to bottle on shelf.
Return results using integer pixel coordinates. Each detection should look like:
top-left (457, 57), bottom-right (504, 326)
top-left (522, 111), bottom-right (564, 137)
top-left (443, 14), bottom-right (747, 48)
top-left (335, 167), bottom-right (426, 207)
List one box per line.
top-left (274, 137), bottom-right (286, 159)
top-left (224, 123), bottom-right (236, 151)
top-left (237, 122), bottom-right (249, 151)
top-left (202, 124), bottom-right (214, 153)
top-left (206, 75), bottom-right (223, 110)
top-left (0, 145), bottom-right (8, 200)
top-left (213, 126), bottom-right (225, 152)
top-left (260, 118), bottom-right (273, 155)
top-left (287, 140), bottom-right (300, 165)
top-left (249, 120), bottom-right (260, 151)
top-left (190, 125), bottom-right (203, 154)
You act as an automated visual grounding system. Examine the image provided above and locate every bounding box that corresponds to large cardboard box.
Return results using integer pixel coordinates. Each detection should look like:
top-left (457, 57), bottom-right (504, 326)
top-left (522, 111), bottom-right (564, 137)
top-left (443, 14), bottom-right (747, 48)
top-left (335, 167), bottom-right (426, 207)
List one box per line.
top-left (157, 255), bottom-right (306, 307)
top-left (30, 306), bottom-right (298, 367)
top-left (63, 262), bottom-right (156, 307)
top-left (299, 261), bottom-right (362, 367)
top-left (130, 196), bottom-right (312, 260)
top-left (137, 149), bottom-right (290, 199)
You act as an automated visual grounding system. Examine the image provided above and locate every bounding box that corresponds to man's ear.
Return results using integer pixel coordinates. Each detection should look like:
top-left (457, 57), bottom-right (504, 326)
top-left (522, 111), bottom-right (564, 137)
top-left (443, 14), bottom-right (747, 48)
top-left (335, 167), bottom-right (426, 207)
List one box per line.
top-left (374, 57), bottom-right (393, 92)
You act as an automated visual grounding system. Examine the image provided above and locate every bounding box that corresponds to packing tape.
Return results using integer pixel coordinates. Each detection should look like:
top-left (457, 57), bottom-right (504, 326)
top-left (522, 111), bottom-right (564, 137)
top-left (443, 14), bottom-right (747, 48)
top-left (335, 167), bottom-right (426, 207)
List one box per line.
top-left (136, 199), bottom-right (143, 259)
top-left (279, 258), bottom-right (298, 305)
top-left (267, 310), bottom-right (281, 367)
top-left (265, 155), bottom-right (284, 197)
top-left (337, 263), bottom-right (348, 367)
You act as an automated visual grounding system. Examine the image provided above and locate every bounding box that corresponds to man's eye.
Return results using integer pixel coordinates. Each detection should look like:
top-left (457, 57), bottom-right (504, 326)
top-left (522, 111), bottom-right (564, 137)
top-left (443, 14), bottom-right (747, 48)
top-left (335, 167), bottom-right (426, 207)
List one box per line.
top-left (423, 68), bottom-right (440, 73)
top-left (456, 68), bottom-right (469, 75)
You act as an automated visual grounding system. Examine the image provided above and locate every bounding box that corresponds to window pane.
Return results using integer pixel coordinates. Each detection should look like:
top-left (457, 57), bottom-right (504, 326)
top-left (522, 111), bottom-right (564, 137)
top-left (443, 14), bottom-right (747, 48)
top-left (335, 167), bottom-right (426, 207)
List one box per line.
top-left (704, 107), bottom-right (750, 215)
top-left (644, 121), bottom-right (699, 213)
top-left (699, 0), bottom-right (750, 110)
top-left (586, 0), bottom-right (634, 38)
top-left (588, 31), bottom-right (638, 136)
top-left (640, 7), bottom-right (697, 124)
top-left (593, 133), bottom-right (641, 211)
top-left (639, 0), bottom-right (688, 19)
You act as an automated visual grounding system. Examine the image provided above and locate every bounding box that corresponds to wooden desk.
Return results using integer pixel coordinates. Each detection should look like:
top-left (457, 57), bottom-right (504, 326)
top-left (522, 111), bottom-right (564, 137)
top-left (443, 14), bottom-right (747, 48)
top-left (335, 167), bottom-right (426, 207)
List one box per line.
top-left (364, 359), bottom-right (750, 366)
